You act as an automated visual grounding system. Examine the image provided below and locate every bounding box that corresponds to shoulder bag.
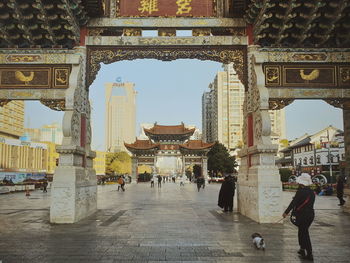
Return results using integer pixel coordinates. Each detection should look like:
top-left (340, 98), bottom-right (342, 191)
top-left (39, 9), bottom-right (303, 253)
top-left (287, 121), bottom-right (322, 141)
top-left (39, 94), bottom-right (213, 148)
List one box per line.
top-left (290, 195), bottom-right (310, 226)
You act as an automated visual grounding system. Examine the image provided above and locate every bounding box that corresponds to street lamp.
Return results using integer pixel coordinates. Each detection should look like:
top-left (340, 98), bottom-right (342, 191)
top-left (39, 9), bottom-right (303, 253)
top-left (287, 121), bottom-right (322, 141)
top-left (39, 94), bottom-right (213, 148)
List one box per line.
top-left (320, 129), bottom-right (333, 184)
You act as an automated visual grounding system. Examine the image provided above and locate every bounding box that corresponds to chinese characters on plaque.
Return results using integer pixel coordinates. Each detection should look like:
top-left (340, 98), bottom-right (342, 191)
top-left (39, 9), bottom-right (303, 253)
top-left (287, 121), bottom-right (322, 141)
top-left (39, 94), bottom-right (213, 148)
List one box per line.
top-left (119, 0), bottom-right (213, 17)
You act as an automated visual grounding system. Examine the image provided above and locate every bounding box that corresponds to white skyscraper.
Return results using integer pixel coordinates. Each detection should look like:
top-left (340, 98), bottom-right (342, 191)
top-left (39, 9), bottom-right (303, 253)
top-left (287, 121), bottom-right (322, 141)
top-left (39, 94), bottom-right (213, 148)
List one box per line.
top-left (105, 82), bottom-right (136, 152)
top-left (202, 63), bottom-right (286, 151)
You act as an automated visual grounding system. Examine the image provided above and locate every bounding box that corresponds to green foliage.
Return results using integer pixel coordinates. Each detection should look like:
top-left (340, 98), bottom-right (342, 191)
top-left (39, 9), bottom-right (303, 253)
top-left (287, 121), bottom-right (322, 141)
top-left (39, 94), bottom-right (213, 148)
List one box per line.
top-left (279, 168), bottom-right (292, 182)
top-left (207, 142), bottom-right (237, 176)
top-left (138, 172), bottom-right (152, 182)
top-left (106, 151), bottom-right (131, 175)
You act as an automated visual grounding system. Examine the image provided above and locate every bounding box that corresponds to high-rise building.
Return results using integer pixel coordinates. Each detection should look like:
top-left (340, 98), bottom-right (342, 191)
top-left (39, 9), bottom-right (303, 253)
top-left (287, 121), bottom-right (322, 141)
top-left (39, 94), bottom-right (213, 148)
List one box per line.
top-left (0, 101), bottom-right (25, 139)
top-left (202, 64), bottom-right (286, 151)
top-left (40, 123), bottom-right (63, 145)
top-left (202, 64), bottom-right (245, 151)
top-left (25, 128), bottom-right (41, 142)
top-left (105, 82), bottom-right (136, 152)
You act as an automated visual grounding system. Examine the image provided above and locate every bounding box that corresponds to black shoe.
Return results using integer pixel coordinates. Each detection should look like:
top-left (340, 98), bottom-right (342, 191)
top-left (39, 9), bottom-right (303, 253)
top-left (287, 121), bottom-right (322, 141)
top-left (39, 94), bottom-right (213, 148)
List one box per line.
top-left (297, 249), bottom-right (306, 257)
top-left (302, 254), bottom-right (313, 261)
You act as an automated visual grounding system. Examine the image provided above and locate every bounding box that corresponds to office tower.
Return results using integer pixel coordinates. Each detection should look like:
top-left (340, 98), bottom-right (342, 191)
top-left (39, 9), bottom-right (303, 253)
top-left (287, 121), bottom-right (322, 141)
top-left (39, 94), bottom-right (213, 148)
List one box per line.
top-left (105, 82), bottom-right (136, 152)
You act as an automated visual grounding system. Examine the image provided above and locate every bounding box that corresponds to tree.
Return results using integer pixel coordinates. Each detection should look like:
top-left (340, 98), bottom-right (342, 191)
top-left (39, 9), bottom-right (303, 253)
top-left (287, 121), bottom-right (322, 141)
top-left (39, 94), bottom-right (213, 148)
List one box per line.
top-left (207, 142), bottom-right (237, 177)
top-left (106, 151), bottom-right (131, 175)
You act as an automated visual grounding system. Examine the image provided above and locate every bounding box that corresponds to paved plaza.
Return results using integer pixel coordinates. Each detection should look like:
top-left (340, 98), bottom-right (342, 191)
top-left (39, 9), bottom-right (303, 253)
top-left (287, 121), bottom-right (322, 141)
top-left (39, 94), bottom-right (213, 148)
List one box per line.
top-left (0, 182), bottom-right (349, 263)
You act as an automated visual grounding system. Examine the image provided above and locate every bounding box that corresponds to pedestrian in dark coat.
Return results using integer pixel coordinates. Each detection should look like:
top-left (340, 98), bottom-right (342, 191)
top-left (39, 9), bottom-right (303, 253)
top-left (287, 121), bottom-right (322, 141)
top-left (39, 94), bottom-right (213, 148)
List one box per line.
top-left (283, 173), bottom-right (315, 261)
top-left (336, 175), bottom-right (346, 206)
top-left (196, 176), bottom-right (204, 192)
top-left (157, 175), bottom-right (162, 188)
top-left (218, 175), bottom-right (235, 212)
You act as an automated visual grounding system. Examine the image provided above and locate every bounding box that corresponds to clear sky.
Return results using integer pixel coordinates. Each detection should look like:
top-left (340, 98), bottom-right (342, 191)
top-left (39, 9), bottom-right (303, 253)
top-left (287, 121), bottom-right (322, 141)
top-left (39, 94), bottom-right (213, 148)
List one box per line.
top-left (25, 60), bottom-right (344, 151)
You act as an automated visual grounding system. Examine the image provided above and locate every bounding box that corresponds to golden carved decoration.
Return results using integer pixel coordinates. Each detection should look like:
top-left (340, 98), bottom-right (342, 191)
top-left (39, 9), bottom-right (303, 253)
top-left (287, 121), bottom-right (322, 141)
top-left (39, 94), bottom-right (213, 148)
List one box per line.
top-left (269, 99), bottom-right (294, 110)
top-left (299, 69), bottom-right (320, 81)
top-left (87, 46), bottom-right (247, 88)
top-left (123, 28), bottom-right (141, 36)
top-left (6, 55), bottom-right (42, 63)
top-left (40, 99), bottom-right (66, 111)
top-left (15, 71), bottom-right (35, 85)
top-left (158, 28), bottom-right (176, 36)
top-left (55, 69), bottom-right (69, 85)
top-left (88, 28), bottom-right (105, 36)
top-left (265, 66), bottom-right (280, 85)
top-left (292, 53), bottom-right (327, 61)
top-left (340, 67), bottom-right (350, 83)
top-left (0, 99), bottom-right (11, 107)
top-left (324, 99), bottom-right (350, 110)
top-left (192, 28), bottom-right (211, 36)
top-left (230, 27), bottom-right (246, 36)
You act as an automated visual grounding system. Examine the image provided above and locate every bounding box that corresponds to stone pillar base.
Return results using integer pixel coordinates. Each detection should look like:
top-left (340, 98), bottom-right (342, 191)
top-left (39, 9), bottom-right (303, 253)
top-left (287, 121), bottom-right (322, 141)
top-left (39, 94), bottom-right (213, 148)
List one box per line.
top-left (237, 147), bottom-right (283, 223)
top-left (50, 166), bottom-right (97, 223)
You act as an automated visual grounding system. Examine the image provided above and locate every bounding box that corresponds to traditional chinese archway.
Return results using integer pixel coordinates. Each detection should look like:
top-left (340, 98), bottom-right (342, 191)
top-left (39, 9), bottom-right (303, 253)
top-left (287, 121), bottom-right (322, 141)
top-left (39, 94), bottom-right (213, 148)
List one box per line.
top-left (125, 123), bottom-right (214, 181)
top-left (0, 0), bottom-right (349, 223)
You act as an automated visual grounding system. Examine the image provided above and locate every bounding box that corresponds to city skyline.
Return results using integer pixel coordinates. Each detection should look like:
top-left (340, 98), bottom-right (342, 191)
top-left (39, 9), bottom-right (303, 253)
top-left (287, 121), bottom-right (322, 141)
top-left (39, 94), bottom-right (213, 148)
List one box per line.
top-left (24, 60), bottom-right (344, 151)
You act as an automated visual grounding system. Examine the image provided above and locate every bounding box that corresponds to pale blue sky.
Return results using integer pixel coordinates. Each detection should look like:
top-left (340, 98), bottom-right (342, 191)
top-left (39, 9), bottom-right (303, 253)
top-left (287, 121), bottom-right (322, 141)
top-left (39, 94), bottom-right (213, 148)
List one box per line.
top-left (25, 60), bottom-right (344, 150)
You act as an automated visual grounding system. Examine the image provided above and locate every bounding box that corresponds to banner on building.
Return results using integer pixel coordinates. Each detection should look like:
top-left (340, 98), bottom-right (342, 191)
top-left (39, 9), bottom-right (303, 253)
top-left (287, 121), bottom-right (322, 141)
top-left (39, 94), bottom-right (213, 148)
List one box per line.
top-left (0, 172), bottom-right (46, 184)
top-left (119, 0), bottom-right (214, 17)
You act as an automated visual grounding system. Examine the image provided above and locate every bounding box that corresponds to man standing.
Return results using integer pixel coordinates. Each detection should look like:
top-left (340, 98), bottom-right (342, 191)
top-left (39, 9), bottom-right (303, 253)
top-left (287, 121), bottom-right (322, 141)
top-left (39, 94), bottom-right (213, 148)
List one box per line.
top-left (157, 175), bottom-right (162, 188)
top-left (336, 175), bottom-right (346, 206)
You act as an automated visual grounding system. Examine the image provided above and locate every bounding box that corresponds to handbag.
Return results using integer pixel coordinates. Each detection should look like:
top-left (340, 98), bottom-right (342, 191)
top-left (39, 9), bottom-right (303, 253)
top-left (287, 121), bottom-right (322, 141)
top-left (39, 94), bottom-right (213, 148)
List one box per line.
top-left (290, 195), bottom-right (310, 226)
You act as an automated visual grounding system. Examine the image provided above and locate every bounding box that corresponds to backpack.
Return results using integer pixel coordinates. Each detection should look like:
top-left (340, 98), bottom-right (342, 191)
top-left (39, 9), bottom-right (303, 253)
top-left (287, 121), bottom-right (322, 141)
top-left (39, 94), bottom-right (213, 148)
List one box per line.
top-left (117, 177), bottom-right (124, 184)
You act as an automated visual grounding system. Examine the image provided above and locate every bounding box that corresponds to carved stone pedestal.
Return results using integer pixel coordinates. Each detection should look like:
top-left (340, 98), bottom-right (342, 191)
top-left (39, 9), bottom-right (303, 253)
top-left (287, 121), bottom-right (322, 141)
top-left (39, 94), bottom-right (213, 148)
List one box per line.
top-left (238, 146), bottom-right (282, 223)
top-left (50, 146), bottom-right (97, 223)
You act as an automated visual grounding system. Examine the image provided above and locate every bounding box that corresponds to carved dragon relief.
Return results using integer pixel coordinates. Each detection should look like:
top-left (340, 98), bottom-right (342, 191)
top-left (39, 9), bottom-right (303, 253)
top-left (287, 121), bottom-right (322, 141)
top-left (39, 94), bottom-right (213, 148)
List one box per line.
top-left (87, 46), bottom-right (247, 88)
top-left (324, 99), bottom-right (350, 110)
top-left (40, 99), bottom-right (66, 111)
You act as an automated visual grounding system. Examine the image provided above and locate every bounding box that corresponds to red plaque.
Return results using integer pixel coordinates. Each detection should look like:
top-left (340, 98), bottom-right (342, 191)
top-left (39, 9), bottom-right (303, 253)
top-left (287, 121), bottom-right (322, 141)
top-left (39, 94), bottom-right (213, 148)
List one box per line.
top-left (119, 0), bottom-right (213, 17)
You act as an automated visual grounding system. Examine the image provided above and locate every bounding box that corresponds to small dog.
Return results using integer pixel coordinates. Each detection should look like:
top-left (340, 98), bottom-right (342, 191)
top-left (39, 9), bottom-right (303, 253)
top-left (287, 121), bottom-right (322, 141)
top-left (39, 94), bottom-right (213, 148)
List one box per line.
top-left (251, 233), bottom-right (265, 250)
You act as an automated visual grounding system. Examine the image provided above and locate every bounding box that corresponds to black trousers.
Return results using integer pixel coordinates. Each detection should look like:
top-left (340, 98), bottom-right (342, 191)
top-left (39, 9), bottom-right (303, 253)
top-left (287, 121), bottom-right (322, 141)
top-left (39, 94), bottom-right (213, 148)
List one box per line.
top-left (297, 211), bottom-right (314, 255)
top-left (224, 195), bottom-right (234, 211)
top-left (337, 193), bottom-right (345, 205)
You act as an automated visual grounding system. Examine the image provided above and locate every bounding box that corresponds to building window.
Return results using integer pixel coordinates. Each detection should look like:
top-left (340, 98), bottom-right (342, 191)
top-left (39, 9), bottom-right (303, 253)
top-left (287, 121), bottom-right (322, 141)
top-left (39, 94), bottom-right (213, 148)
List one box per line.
top-left (299, 158), bottom-right (302, 165)
top-left (294, 159), bottom-right (297, 166)
top-left (316, 155), bottom-right (321, 164)
top-left (309, 156), bottom-right (314, 164)
top-left (303, 157), bottom-right (308, 165)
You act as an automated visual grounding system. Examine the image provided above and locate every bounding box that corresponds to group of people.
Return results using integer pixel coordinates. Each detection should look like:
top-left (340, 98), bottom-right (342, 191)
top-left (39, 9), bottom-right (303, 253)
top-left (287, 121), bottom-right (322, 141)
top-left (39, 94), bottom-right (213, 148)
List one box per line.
top-left (150, 174), bottom-right (163, 188)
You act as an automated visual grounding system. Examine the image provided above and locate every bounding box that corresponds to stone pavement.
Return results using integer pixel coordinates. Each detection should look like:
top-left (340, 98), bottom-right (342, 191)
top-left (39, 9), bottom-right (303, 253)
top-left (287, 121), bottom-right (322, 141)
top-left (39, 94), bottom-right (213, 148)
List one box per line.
top-left (0, 182), bottom-right (349, 263)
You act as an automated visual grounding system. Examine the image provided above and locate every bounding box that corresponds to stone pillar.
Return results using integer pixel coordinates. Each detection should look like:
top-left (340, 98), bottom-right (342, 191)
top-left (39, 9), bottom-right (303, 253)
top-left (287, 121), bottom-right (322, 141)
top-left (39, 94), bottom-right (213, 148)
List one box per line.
top-left (50, 47), bottom-right (97, 223)
top-left (342, 109), bottom-right (350, 213)
top-left (237, 47), bottom-right (283, 223)
top-left (202, 156), bottom-right (208, 182)
top-left (182, 155), bottom-right (186, 176)
top-left (131, 156), bottom-right (138, 183)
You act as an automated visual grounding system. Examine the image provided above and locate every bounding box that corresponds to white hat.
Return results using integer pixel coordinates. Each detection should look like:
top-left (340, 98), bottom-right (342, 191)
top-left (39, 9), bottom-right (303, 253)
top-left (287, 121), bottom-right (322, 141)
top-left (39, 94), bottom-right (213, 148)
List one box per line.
top-left (296, 173), bottom-right (312, 186)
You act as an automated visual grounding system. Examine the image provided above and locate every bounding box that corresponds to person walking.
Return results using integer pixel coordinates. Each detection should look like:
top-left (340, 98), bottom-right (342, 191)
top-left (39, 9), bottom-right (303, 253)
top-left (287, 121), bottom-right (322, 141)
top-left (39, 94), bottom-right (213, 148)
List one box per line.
top-left (196, 176), bottom-right (204, 192)
top-left (42, 180), bottom-right (48, 193)
top-left (180, 175), bottom-right (186, 186)
top-left (117, 176), bottom-right (125, 191)
top-left (157, 175), bottom-right (162, 188)
top-left (150, 175), bottom-right (155, 188)
top-left (336, 175), bottom-right (346, 206)
top-left (283, 173), bottom-right (315, 261)
top-left (218, 174), bottom-right (235, 212)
